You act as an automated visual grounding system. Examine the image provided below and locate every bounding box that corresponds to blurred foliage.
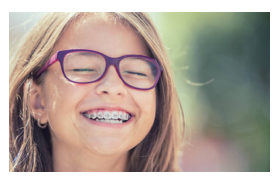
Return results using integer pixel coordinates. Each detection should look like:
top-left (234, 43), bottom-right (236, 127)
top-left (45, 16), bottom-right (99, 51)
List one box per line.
top-left (148, 12), bottom-right (270, 172)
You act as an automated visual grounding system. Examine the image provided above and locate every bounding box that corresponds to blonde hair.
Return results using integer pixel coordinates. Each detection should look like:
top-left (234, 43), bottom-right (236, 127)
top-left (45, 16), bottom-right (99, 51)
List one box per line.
top-left (9, 12), bottom-right (186, 172)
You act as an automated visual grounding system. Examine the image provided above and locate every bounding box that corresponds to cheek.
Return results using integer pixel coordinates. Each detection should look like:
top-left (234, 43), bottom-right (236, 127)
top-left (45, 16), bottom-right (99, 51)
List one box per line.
top-left (43, 82), bottom-right (78, 113)
top-left (136, 89), bottom-right (156, 116)
top-left (42, 77), bottom-right (87, 144)
top-left (43, 68), bottom-right (86, 112)
top-left (129, 88), bottom-right (157, 142)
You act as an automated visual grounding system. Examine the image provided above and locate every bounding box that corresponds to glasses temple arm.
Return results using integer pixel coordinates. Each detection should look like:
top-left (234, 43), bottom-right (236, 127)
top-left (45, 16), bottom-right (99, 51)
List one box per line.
top-left (157, 60), bottom-right (164, 72)
top-left (34, 53), bottom-right (58, 78)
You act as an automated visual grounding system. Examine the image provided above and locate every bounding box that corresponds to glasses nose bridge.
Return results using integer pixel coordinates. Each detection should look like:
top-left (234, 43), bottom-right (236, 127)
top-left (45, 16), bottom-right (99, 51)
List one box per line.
top-left (104, 55), bottom-right (123, 71)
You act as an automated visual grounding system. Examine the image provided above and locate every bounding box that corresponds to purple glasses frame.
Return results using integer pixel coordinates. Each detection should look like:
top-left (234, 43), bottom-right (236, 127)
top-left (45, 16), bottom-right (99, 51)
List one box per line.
top-left (35, 49), bottom-right (163, 90)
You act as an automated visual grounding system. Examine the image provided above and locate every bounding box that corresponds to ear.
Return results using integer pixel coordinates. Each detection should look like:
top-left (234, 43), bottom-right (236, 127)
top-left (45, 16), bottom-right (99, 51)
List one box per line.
top-left (29, 80), bottom-right (48, 125)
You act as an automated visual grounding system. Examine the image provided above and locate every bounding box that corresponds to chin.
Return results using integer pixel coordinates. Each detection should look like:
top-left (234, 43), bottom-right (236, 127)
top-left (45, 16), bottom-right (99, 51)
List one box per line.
top-left (85, 137), bottom-right (132, 156)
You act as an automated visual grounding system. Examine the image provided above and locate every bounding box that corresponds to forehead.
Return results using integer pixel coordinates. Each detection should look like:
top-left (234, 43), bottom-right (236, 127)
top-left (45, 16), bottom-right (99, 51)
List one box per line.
top-left (52, 14), bottom-right (151, 58)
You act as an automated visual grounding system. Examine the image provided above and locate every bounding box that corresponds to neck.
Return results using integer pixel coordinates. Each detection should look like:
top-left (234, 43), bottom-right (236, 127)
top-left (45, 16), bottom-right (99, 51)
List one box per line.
top-left (52, 139), bottom-right (128, 172)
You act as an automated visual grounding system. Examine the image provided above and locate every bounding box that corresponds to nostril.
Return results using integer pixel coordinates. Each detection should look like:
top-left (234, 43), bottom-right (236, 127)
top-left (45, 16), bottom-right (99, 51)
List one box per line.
top-left (102, 91), bottom-right (122, 95)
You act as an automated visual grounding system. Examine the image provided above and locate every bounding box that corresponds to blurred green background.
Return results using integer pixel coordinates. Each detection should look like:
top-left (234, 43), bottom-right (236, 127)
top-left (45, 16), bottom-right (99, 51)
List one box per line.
top-left (9, 12), bottom-right (270, 172)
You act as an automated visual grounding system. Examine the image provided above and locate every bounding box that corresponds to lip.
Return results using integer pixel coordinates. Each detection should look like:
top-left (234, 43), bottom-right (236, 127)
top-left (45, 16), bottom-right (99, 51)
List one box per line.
top-left (80, 106), bottom-right (135, 117)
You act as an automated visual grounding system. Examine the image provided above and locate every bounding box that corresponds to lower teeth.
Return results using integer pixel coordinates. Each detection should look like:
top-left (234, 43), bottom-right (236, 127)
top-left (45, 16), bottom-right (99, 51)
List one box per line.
top-left (97, 119), bottom-right (123, 123)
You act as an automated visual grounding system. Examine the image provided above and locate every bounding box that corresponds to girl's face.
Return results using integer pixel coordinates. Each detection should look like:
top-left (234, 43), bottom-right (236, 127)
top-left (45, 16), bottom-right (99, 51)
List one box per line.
top-left (39, 16), bottom-right (156, 155)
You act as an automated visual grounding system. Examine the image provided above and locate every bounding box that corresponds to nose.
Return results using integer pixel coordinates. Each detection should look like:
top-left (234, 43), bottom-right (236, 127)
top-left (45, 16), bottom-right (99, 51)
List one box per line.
top-left (95, 65), bottom-right (127, 97)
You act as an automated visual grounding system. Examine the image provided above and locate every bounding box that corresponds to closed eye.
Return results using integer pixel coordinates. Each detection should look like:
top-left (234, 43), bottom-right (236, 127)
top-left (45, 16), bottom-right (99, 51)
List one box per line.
top-left (124, 71), bottom-right (147, 76)
top-left (72, 69), bottom-right (95, 72)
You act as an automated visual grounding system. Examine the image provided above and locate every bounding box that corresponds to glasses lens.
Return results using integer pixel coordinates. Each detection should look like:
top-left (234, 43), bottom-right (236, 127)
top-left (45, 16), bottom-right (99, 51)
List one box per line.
top-left (120, 57), bottom-right (158, 89)
top-left (64, 51), bottom-right (106, 82)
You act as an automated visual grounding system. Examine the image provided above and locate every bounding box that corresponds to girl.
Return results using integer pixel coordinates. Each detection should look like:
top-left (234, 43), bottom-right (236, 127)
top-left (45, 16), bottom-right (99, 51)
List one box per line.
top-left (9, 12), bottom-right (185, 172)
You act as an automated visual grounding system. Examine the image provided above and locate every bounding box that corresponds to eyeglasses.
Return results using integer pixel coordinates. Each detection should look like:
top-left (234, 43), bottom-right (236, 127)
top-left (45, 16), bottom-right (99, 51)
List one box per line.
top-left (35, 49), bottom-right (163, 90)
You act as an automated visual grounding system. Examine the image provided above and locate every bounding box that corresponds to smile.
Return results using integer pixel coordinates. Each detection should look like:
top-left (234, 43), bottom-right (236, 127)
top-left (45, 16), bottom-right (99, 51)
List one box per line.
top-left (81, 110), bottom-right (133, 124)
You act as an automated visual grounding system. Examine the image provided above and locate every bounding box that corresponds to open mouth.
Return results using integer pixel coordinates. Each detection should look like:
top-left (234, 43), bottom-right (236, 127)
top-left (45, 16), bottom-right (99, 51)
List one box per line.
top-left (81, 111), bottom-right (133, 124)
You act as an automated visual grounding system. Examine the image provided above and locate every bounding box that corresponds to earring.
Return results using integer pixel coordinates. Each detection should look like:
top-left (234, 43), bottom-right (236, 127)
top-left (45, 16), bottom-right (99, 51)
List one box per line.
top-left (37, 118), bottom-right (47, 129)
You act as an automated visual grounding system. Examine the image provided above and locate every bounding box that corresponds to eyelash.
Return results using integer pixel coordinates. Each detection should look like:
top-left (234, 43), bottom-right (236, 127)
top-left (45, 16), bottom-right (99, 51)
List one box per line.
top-left (125, 71), bottom-right (147, 76)
top-left (73, 69), bottom-right (95, 72)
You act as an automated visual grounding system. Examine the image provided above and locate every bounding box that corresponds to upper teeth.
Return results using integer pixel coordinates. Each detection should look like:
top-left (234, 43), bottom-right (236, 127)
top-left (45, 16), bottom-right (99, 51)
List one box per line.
top-left (84, 111), bottom-right (131, 121)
